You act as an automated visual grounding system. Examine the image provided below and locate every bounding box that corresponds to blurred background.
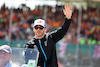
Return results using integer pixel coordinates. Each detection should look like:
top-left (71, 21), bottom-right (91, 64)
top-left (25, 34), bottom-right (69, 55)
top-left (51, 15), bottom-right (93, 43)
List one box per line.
top-left (0, 0), bottom-right (100, 67)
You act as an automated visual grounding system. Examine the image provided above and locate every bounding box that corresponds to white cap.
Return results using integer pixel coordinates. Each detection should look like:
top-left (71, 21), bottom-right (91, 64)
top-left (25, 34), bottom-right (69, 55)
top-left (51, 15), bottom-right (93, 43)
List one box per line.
top-left (33, 19), bottom-right (46, 28)
top-left (0, 45), bottom-right (12, 54)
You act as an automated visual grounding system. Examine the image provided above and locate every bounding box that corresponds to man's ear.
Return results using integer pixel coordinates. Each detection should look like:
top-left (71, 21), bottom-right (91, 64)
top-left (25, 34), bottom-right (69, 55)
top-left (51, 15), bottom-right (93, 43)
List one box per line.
top-left (45, 28), bottom-right (47, 33)
top-left (10, 54), bottom-right (12, 58)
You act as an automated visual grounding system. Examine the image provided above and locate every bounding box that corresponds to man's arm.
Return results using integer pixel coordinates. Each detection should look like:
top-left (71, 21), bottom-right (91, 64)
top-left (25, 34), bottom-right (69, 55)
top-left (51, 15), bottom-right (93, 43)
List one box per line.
top-left (49, 3), bottom-right (72, 43)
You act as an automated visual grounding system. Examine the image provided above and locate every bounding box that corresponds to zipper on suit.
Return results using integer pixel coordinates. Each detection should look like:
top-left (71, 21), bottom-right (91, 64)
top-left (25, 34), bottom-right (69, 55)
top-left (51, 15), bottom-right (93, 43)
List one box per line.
top-left (39, 39), bottom-right (47, 67)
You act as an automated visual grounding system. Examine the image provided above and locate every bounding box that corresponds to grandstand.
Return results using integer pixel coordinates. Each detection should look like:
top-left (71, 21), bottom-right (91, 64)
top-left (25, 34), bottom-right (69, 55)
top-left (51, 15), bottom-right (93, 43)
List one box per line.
top-left (0, 0), bottom-right (100, 67)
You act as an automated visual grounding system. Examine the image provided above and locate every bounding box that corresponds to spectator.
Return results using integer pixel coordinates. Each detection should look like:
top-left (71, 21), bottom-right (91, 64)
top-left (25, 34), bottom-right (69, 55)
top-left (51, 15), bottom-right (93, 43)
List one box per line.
top-left (0, 45), bottom-right (20, 67)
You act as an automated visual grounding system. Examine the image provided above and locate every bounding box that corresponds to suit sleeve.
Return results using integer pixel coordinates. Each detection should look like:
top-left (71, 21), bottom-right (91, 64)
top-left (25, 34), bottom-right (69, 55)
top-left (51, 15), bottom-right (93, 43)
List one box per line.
top-left (50, 18), bottom-right (71, 43)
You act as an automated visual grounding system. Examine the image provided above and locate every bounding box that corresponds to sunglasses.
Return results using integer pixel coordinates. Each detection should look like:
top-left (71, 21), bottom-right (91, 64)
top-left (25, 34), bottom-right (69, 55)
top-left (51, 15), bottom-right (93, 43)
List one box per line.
top-left (34, 26), bottom-right (44, 30)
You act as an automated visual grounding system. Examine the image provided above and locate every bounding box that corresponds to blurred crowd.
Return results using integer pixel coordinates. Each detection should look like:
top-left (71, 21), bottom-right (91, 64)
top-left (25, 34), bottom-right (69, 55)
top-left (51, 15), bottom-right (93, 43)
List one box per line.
top-left (0, 3), bottom-right (100, 45)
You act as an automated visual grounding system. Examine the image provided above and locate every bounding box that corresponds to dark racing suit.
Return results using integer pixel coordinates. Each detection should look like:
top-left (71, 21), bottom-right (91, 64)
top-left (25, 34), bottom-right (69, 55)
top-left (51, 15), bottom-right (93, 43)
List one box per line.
top-left (24, 18), bottom-right (71, 67)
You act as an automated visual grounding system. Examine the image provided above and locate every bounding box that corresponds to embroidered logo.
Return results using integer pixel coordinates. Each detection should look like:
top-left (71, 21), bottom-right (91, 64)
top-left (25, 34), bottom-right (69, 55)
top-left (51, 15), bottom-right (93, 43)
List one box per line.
top-left (44, 41), bottom-right (47, 46)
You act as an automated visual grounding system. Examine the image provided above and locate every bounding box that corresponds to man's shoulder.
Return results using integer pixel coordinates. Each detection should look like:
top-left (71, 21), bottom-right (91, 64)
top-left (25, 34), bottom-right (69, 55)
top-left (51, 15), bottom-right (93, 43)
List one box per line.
top-left (46, 32), bottom-right (53, 38)
top-left (27, 37), bottom-right (35, 44)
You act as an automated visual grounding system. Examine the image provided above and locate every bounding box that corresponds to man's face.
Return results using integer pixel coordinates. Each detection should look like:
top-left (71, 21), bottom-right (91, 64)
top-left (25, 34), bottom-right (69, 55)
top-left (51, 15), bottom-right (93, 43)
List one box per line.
top-left (33, 25), bottom-right (46, 38)
top-left (0, 50), bottom-right (12, 65)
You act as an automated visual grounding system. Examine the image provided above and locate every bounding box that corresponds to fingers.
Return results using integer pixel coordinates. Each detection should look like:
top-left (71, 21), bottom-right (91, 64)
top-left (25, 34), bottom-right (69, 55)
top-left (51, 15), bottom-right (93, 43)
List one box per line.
top-left (69, 4), bottom-right (72, 10)
top-left (64, 4), bottom-right (67, 10)
top-left (63, 9), bottom-right (66, 15)
top-left (64, 3), bottom-right (72, 10)
top-left (64, 3), bottom-right (68, 9)
top-left (67, 3), bottom-right (69, 8)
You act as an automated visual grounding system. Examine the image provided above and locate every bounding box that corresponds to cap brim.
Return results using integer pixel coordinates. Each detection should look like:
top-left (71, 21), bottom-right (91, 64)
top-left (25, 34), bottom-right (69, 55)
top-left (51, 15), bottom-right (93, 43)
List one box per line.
top-left (33, 24), bottom-right (45, 28)
top-left (0, 49), bottom-right (9, 53)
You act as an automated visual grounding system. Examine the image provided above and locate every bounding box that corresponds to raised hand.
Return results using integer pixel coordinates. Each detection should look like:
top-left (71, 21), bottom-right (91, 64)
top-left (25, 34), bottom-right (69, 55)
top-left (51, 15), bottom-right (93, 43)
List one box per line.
top-left (63, 3), bottom-right (72, 19)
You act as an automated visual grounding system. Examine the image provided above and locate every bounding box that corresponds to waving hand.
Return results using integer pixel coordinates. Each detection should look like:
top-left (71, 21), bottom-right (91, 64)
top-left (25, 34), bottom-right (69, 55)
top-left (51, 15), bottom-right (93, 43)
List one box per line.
top-left (63, 3), bottom-right (72, 19)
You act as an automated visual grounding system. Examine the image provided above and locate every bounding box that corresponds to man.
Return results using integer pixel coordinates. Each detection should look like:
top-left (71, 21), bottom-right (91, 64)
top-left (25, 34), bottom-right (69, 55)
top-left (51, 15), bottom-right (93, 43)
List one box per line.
top-left (0, 45), bottom-right (19, 67)
top-left (25, 3), bottom-right (72, 67)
